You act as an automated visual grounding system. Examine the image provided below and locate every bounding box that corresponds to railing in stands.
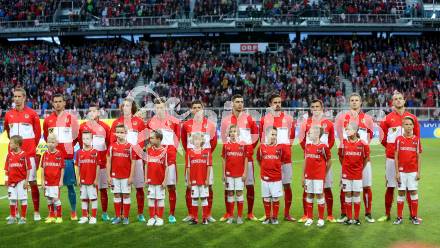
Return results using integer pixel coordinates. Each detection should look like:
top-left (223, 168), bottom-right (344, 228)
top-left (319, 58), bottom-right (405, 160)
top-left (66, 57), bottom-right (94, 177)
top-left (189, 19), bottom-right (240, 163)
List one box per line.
top-left (330, 14), bottom-right (400, 24)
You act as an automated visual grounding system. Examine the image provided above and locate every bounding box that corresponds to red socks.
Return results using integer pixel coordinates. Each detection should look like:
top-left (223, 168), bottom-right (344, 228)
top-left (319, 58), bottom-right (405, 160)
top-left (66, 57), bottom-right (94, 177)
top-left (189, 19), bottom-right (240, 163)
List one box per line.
top-left (385, 187), bottom-right (394, 216)
top-left (263, 200), bottom-right (271, 218)
top-left (100, 189), bottom-right (108, 213)
top-left (363, 187), bottom-right (372, 215)
top-left (114, 199), bottom-right (122, 217)
top-left (284, 186), bottom-right (292, 217)
top-left (303, 190), bottom-right (307, 216)
top-left (273, 201), bottom-right (280, 219)
top-left (185, 188), bottom-right (192, 216)
top-left (318, 203), bottom-right (325, 220)
top-left (354, 202), bottom-right (361, 220)
top-left (123, 202), bottom-right (130, 218)
top-left (340, 190), bottom-right (346, 215)
top-left (397, 200), bottom-right (404, 218)
top-left (168, 187), bottom-right (176, 216)
top-left (237, 201), bottom-right (243, 218)
top-left (30, 184), bottom-right (40, 212)
top-left (246, 185), bottom-right (255, 214)
top-left (10, 205), bottom-right (16, 218)
top-left (306, 201), bottom-right (313, 219)
top-left (48, 204), bottom-right (55, 218)
top-left (136, 188), bottom-right (144, 215)
top-left (324, 188), bottom-right (333, 216)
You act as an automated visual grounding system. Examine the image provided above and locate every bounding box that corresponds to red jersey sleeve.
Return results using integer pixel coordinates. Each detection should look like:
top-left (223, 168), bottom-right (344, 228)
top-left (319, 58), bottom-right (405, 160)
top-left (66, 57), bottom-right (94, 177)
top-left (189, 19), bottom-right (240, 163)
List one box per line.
top-left (289, 116), bottom-right (296, 142)
top-left (32, 111), bottom-right (42, 146)
top-left (363, 142), bottom-right (370, 161)
top-left (249, 116), bottom-right (259, 149)
top-left (221, 145), bottom-right (225, 159)
top-left (327, 121), bottom-right (335, 149)
top-left (71, 114), bottom-right (79, 146)
top-left (299, 121), bottom-right (307, 150)
top-left (110, 121), bottom-right (118, 144)
top-left (181, 122), bottom-right (188, 152)
top-left (209, 121), bottom-right (217, 153)
top-left (324, 145), bottom-right (331, 161)
top-left (256, 146), bottom-right (262, 162)
top-left (43, 118), bottom-right (49, 142)
top-left (380, 118), bottom-right (388, 147)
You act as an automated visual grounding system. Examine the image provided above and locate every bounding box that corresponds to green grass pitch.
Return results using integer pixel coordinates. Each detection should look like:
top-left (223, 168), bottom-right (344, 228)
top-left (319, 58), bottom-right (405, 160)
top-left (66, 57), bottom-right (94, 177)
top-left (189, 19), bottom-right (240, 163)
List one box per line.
top-left (1, 139), bottom-right (439, 248)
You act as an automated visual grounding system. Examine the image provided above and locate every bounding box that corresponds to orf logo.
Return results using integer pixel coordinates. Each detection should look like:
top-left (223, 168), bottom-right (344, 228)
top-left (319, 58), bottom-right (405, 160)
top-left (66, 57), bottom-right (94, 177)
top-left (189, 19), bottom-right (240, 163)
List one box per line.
top-left (240, 44), bottom-right (258, 53)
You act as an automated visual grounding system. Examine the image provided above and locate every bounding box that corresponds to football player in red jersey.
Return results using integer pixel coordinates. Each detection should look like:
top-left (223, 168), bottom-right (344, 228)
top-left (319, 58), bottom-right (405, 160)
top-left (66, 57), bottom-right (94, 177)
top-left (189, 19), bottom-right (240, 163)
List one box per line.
top-left (220, 94), bottom-right (259, 221)
top-left (146, 97), bottom-right (181, 224)
top-left (4, 88), bottom-right (41, 221)
top-left (378, 92), bottom-right (421, 222)
top-left (259, 93), bottom-right (296, 222)
top-left (79, 104), bottom-right (111, 222)
top-left (298, 99), bottom-right (336, 223)
top-left (257, 127), bottom-right (289, 225)
top-left (222, 125), bottom-right (248, 224)
top-left (393, 117), bottom-right (422, 225)
top-left (41, 134), bottom-right (64, 224)
top-left (110, 98), bottom-right (146, 223)
top-left (186, 133), bottom-right (212, 225)
top-left (43, 93), bottom-right (79, 220)
top-left (5, 135), bottom-right (31, 225)
top-left (182, 100), bottom-right (217, 222)
top-left (76, 131), bottom-right (100, 225)
top-left (302, 126), bottom-right (332, 227)
top-left (107, 124), bottom-right (135, 225)
top-left (338, 123), bottom-right (370, 225)
top-left (335, 93), bottom-right (375, 223)
top-left (145, 130), bottom-right (169, 227)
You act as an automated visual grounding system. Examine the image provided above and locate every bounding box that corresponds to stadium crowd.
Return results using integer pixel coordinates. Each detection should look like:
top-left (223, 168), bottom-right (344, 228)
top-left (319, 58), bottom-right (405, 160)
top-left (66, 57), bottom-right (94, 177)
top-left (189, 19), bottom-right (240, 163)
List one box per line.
top-left (0, 36), bottom-right (439, 114)
top-left (0, 0), bottom-right (57, 22)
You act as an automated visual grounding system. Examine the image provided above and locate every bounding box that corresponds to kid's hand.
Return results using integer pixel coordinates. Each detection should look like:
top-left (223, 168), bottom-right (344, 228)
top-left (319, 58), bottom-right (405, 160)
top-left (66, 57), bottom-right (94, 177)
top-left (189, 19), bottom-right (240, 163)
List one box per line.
top-left (23, 182), bottom-right (28, 190)
top-left (59, 181), bottom-right (63, 187)
top-left (107, 178), bottom-right (112, 186)
top-left (396, 173), bottom-right (401, 184)
top-left (128, 178), bottom-right (133, 185)
top-left (205, 180), bottom-right (209, 187)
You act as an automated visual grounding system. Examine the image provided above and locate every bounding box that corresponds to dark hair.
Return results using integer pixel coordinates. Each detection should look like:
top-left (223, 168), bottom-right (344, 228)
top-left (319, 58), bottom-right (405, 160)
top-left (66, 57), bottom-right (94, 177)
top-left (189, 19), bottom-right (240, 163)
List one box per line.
top-left (311, 99), bottom-right (323, 107)
top-left (151, 130), bottom-right (163, 141)
top-left (191, 100), bottom-right (204, 108)
top-left (115, 124), bottom-right (126, 131)
top-left (232, 94), bottom-right (243, 101)
top-left (120, 98), bottom-right (138, 115)
top-left (403, 116), bottom-right (415, 125)
top-left (52, 93), bottom-right (65, 101)
top-left (268, 92), bottom-right (281, 104)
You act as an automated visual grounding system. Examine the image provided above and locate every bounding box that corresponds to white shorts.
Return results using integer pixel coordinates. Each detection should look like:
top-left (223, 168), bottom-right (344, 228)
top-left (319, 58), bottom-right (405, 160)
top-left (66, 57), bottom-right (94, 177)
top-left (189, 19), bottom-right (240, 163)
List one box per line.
top-left (111, 178), bottom-right (131, 194)
top-left (282, 163), bottom-right (293, 184)
top-left (98, 169), bottom-right (108, 189)
top-left (226, 177), bottom-right (244, 191)
top-left (45, 186), bottom-right (60, 199)
top-left (386, 158), bottom-right (397, 188)
top-left (8, 180), bottom-right (27, 200)
top-left (398, 172), bottom-right (419, 191)
top-left (362, 162), bottom-right (372, 187)
top-left (342, 179), bottom-right (363, 192)
top-left (191, 185), bottom-right (209, 198)
top-left (209, 167), bottom-right (214, 185)
top-left (261, 180), bottom-right (283, 198)
top-left (147, 185), bottom-right (166, 200)
top-left (28, 157), bottom-right (37, 182)
top-left (245, 161), bottom-right (255, 185)
top-left (133, 159), bottom-right (145, 188)
top-left (166, 164), bottom-right (177, 186)
top-left (80, 184), bottom-right (98, 200)
top-left (324, 169), bottom-right (333, 188)
top-left (304, 179), bottom-right (324, 194)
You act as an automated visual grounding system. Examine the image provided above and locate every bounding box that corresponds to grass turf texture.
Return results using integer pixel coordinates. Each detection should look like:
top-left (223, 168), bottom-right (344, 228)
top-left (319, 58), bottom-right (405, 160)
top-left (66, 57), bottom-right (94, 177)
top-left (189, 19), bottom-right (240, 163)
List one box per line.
top-left (0, 139), bottom-right (439, 248)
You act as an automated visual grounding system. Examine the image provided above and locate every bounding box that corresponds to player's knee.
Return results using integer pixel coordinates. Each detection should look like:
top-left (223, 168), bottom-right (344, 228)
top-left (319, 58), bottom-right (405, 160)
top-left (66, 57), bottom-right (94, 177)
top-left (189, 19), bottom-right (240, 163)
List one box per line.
top-left (236, 191), bottom-right (243, 197)
top-left (263, 197), bottom-right (270, 202)
top-left (227, 191), bottom-right (234, 197)
top-left (272, 197), bottom-right (279, 202)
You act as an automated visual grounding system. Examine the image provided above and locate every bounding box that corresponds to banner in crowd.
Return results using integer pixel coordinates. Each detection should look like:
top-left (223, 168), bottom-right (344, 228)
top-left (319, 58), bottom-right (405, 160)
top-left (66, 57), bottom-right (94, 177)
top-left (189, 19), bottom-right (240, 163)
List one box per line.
top-left (229, 43), bottom-right (269, 54)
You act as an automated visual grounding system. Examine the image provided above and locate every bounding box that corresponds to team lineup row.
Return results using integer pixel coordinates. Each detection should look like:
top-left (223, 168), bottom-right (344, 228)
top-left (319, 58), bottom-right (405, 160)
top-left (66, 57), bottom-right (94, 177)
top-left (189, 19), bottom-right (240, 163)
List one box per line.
top-left (3, 88), bottom-right (421, 227)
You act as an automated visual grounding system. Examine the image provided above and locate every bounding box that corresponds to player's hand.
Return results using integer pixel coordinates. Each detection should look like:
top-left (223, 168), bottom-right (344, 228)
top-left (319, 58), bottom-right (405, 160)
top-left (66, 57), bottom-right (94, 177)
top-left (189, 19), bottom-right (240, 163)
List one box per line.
top-left (395, 174), bottom-right (401, 183)
top-left (107, 178), bottom-right (112, 186)
top-left (301, 179), bottom-right (305, 188)
top-left (23, 182), bottom-right (28, 190)
top-left (416, 173), bottom-right (420, 181)
top-left (59, 181), bottom-right (63, 187)
top-left (128, 178), bottom-right (133, 185)
top-left (161, 181), bottom-right (166, 189)
top-left (242, 175), bottom-right (247, 183)
top-left (205, 180), bottom-right (209, 187)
